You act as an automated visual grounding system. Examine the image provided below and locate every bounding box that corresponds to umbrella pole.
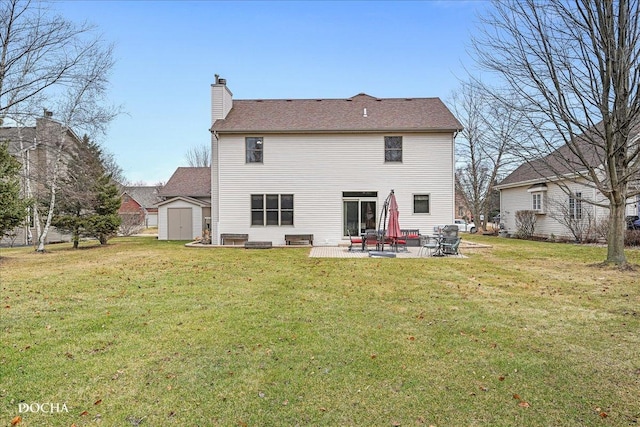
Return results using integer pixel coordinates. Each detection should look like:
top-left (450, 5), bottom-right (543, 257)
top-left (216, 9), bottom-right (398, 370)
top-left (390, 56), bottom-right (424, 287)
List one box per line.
top-left (379, 190), bottom-right (393, 252)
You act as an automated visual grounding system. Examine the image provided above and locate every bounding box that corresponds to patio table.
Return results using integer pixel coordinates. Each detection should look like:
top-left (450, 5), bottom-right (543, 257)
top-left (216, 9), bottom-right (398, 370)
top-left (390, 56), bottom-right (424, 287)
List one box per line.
top-left (431, 234), bottom-right (445, 257)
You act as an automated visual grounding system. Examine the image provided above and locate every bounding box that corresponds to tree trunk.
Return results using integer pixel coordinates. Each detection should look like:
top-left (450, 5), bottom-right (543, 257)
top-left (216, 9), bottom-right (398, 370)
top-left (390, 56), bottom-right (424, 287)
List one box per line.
top-left (72, 225), bottom-right (80, 249)
top-left (36, 145), bottom-right (62, 253)
top-left (606, 201), bottom-right (627, 265)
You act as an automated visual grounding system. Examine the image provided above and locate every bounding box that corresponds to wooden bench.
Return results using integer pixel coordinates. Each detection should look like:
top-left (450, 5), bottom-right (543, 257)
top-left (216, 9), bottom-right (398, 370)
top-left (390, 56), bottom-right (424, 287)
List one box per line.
top-left (244, 241), bottom-right (272, 249)
top-left (284, 234), bottom-right (314, 246)
top-left (220, 233), bottom-right (249, 245)
top-left (401, 229), bottom-right (421, 247)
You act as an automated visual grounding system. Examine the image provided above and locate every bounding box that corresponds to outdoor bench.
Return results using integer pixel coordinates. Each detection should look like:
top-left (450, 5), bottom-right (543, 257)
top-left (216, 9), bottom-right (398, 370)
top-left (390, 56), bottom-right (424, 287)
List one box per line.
top-left (400, 229), bottom-right (421, 247)
top-left (244, 241), bottom-right (272, 249)
top-left (220, 233), bottom-right (249, 245)
top-left (284, 234), bottom-right (314, 246)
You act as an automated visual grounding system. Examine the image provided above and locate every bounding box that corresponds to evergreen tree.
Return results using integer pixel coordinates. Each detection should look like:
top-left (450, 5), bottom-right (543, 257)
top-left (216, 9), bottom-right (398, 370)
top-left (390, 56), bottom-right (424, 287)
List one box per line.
top-left (85, 174), bottom-right (121, 245)
top-left (0, 142), bottom-right (29, 239)
top-left (53, 135), bottom-right (104, 248)
top-left (52, 136), bottom-right (121, 247)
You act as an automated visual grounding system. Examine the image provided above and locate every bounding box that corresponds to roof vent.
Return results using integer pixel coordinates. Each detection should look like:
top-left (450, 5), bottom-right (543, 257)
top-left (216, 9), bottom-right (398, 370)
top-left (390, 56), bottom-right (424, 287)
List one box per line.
top-left (363, 108), bottom-right (368, 118)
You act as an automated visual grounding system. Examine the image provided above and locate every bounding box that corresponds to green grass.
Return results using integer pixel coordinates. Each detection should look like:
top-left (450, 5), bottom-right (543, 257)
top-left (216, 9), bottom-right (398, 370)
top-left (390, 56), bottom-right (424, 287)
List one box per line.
top-left (1, 236), bottom-right (639, 426)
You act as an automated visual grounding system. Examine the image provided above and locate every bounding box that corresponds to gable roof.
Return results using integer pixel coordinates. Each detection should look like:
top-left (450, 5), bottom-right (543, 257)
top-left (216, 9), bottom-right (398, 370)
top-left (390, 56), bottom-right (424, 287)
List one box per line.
top-left (122, 186), bottom-right (162, 208)
top-left (156, 196), bottom-right (211, 208)
top-left (497, 124), bottom-right (614, 188)
top-left (159, 167), bottom-right (211, 198)
top-left (0, 127), bottom-right (37, 154)
top-left (212, 93), bottom-right (462, 134)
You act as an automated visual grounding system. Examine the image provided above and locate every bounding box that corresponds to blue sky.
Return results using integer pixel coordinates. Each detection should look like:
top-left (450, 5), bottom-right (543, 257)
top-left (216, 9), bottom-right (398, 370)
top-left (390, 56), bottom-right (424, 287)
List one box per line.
top-left (53, 0), bottom-right (489, 184)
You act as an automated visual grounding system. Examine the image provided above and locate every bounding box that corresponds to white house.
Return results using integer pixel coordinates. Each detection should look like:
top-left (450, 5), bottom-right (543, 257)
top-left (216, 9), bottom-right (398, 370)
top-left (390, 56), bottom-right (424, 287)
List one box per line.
top-left (495, 134), bottom-right (640, 239)
top-left (209, 77), bottom-right (463, 246)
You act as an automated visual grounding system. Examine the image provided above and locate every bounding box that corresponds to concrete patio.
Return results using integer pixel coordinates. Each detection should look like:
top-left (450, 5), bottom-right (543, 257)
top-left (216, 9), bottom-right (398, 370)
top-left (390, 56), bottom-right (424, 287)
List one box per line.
top-left (309, 240), bottom-right (490, 258)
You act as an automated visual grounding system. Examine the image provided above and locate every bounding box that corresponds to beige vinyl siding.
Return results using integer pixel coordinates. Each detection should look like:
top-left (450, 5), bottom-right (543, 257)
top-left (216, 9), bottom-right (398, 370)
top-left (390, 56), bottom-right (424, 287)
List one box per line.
top-left (211, 84), bottom-right (233, 122)
top-left (214, 132), bottom-right (454, 245)
top-left (500, 179), bottom-right (612, 238)
top-left (158, 199), bottom-right (206, 241)
top-left (0, 226), bottom-right (71, 246)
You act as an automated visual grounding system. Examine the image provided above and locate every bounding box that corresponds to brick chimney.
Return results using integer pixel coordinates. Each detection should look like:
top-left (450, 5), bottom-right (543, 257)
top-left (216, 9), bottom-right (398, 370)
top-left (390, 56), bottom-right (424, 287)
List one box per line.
top-left (211, 74), bottom-right (233, 125)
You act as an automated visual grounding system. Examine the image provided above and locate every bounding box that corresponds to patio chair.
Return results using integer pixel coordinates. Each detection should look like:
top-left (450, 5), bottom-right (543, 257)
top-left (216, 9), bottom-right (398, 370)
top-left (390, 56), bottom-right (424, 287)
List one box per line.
top-left (442, 225), bottom-right (459, 238)
top-left (418, 235), bottom-right (439, 257)
top-left (395, 237), bottom-right (407, 252)
top-left (364, 231), bottom-right (379, 251)
top-left (441, 237), bottom-right (461, 256)
top-left (347, 230), bottom-right (363, 252)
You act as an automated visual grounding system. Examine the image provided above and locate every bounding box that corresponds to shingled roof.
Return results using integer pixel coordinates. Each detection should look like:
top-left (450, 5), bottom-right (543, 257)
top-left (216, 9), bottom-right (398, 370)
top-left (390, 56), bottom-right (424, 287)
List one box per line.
top-left (159, 167), bottom-right (211, 198)
top-left (497, 124), bottom-right (614, 188)
top-left (497, 145), bottom-right (597, 187)
top-left (122, 186), bottom-right (162, 208)
top-left (212, 93), bottom-right (462, 133)
top-left (0, 127), bottom-right (37, 154)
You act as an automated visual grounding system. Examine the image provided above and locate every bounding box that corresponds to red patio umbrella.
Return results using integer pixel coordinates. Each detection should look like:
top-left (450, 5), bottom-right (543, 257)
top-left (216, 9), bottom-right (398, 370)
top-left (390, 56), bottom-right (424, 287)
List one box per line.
top-left (386, 191), bottom-right (402, 241)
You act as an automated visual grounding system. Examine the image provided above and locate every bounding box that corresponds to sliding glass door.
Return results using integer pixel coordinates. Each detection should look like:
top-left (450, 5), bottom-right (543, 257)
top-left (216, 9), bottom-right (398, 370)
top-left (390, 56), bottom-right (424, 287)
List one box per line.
top-left (343, 192), bottom-right (378, 237)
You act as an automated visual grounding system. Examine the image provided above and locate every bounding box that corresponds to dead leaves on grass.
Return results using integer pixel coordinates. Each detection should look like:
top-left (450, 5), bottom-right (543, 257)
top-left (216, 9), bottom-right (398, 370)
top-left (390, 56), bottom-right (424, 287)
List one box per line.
top-left (513, 393), bottom-right (530, 408)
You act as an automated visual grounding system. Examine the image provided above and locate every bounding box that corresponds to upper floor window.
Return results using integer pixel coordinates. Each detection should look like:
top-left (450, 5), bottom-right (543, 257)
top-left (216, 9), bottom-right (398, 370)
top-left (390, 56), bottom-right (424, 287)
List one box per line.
top-left (246, 137), bottom-right (263, 163)
top-left (413, 194), bottom-right (430, 214)
top-left (384, 136), bottom-right (402, 162)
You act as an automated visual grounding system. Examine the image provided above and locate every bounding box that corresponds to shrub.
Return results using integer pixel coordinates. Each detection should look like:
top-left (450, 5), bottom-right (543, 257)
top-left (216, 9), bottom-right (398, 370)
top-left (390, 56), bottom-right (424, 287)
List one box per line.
top-left (625, 229), bottom-right (640, 247)
top-left (515, 210), bottom-right (537, 239)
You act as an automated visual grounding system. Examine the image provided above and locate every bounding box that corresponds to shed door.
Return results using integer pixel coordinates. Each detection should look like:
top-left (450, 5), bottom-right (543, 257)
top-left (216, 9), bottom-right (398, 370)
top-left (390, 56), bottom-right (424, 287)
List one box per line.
top-left (168, 208), bottom-right (193, 240)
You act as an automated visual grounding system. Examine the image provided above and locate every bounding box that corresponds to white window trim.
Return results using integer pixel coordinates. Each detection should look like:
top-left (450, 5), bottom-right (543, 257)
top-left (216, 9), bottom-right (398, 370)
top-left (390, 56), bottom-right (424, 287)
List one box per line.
top-left (531, 192), bottom-right (545, 214)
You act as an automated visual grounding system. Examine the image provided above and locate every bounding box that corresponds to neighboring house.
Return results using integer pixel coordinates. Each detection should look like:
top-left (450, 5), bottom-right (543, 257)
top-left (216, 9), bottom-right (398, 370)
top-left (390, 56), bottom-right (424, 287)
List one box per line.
top-left (119, 186), bottom-right (162, 229)
top-left (156, 167), bottom-right (211, 240)
top-left (0, 112), bottom-right (81, 246)
top-left (495, 131), bottom-right (640, 239)
top-left (209, 76), bottom-right (463, 246)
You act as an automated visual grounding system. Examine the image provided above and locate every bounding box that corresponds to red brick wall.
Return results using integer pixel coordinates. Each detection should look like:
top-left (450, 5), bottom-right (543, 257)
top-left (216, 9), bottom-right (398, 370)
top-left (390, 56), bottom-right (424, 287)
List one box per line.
top-left (119, 196), bottom-right (144, 216)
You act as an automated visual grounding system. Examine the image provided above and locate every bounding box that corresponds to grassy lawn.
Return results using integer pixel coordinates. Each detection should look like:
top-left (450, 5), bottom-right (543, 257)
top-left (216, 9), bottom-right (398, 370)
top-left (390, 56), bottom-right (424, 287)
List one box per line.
top-left (1, 236), bottom-right (639, 426)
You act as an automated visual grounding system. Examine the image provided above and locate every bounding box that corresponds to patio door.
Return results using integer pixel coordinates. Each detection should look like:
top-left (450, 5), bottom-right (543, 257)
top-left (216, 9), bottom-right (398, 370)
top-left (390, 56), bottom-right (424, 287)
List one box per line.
top-left (343, 192), bottom-right (377, 237)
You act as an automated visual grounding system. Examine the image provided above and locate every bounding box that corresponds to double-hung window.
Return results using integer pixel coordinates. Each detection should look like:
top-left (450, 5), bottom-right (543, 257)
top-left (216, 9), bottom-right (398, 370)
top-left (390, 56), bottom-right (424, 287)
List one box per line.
top-left (532, 193), bottom-right (543, 212)
top-left (413, 194), bottom-right (430, 214)
top-left (569, 192), bottom-right (582, 219)
top-left (384, 136), bottom-right (402, 162)
top-left (246, 137), bottom-right (263, 163)
top-left (528, 184), bottom-right (547, 214)
top-left (251, 194), bottom-right (294, 226)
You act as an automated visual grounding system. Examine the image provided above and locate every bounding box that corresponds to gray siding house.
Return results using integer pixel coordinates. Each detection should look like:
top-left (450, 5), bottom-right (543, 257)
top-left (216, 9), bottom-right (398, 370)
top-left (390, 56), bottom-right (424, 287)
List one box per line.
top-left (0, 114), bottom-right (82, 246)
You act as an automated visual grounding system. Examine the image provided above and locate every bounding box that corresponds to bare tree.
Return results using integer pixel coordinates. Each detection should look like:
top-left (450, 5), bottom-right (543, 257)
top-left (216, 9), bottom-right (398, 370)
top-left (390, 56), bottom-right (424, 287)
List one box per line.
top-left (0, 0), bottom-right (119, 251)
top-left (473, 0), bottom-right (640, 266)
top-left (452, 80), bottom-right (522, 232)
top-left (185, 145), bottom-right (210, 167)
top-left (546, 193), bottom-right (596, 243)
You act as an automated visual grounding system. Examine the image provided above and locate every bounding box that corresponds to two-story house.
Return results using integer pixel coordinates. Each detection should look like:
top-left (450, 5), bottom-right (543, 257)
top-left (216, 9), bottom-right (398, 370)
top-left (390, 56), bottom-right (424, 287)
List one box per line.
top-left (208, 77), bottom-right (462, 246)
